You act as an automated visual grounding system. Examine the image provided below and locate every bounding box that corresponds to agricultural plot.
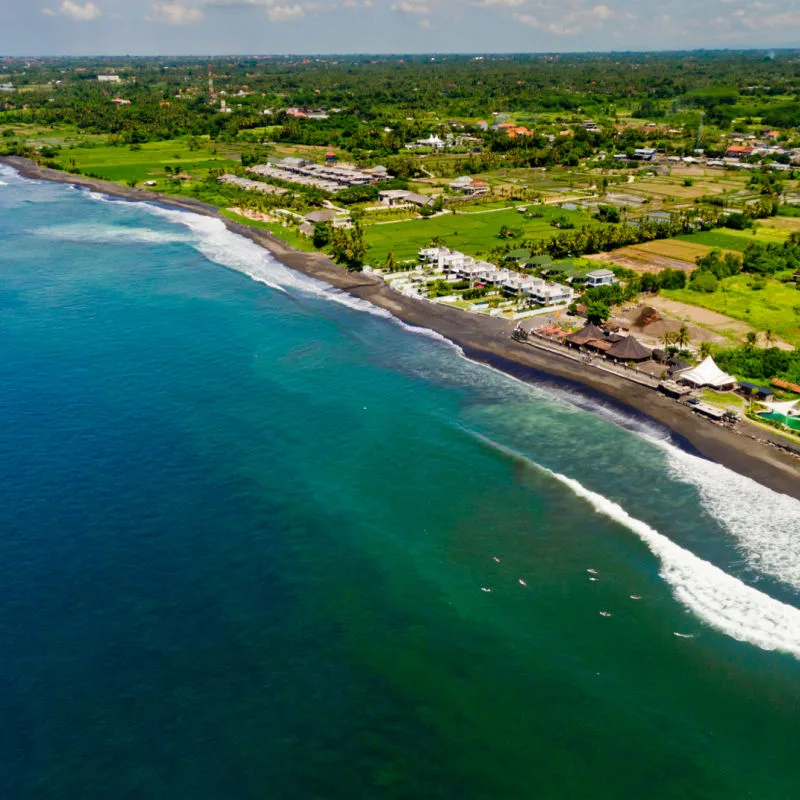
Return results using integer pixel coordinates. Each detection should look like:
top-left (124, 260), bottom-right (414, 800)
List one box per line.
top-left (616, 239), bottom-right (720, 268)
top-left (363, 205), bottom-right (591, 264)
top-left (663, 274), bottom-right (800, 348)
top-left (630, 171), bottom-right (748, 201)
top-left (60, 139), bottom-right (237, 184)
top-left (674, 230), bottom-right (757, 252)
top-left (759, 216), bottom-right (800, 234)
top-left (676, 223), bottom-right (790, 251)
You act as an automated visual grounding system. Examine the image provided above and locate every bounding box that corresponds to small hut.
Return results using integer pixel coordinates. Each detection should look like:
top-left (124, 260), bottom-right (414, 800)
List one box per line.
top-left (607, 335), bottom-right (651, 363)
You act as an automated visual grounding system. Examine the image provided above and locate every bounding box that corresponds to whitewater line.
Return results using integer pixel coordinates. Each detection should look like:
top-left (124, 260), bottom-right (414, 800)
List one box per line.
top-left (473, 432), bottom-right (800, 660)
top-left (76, 182), bottom-right (800, 592)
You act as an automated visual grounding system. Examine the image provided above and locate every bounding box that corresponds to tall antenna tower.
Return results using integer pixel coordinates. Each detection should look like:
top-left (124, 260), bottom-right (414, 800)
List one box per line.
top-left (207, 66), bottom-right (217, 100)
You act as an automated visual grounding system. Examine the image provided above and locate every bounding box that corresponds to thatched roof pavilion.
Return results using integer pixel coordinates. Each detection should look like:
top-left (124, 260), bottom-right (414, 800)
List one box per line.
top-left (607, 335), bottom-right (651, 363)
top-left (566, 323), bottom-right (607, 347)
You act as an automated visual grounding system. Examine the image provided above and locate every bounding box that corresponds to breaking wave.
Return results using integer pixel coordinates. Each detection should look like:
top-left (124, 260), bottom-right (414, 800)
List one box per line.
top-left (139, 203), bottom-right (464, 352)
top-left (475, 433), bottom-right (800, 659)
top-left (32, 222), bottom-right (193, 247)
top-left (664, 446), bottom-right (800, 591)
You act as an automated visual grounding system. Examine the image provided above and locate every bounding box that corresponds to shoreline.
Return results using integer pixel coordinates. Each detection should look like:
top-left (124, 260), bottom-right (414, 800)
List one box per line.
top-left (3, 155), bottom-right (799, 500)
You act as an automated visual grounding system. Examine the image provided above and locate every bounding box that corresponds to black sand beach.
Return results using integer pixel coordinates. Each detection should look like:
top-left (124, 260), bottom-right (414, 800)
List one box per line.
top-left (3, 155), bottom-right (798, 499)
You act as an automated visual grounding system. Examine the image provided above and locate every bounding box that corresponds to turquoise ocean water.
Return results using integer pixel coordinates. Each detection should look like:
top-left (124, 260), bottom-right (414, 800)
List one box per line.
top-left (1, 165), bottom-right (800, 798)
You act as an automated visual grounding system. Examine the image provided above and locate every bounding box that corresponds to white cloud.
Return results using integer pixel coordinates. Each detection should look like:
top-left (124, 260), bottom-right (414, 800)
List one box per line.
top-left (267, 2), bottom-right (305, 19)
top-left (475, 0), bottom-right (524, 7)
top-left (740, 8), bottom-right (800, 27)
top-left (149, 2), bottom-right (205, 23)
top-left (59, 0), bottom-right (101, 20)
top-left (418, 15), bottom-right (431, 26)
top-left (514, 2), bottom-right (632, 34)
top-left (202, 0), bottom-right (313, 16)
top-left (41, 6), bottom-right (58, 14)
top-left (392, 0), bottom-right (430, 14)
top-left (513, 12), bottom-right (542, 27)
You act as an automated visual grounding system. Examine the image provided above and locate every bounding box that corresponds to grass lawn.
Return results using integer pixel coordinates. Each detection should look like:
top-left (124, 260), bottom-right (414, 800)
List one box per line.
top-left (59, 139), bottom-right (238, 184)
top-left (700, 389), bottom-right (747, 412)
top-left (364, 205), bottom-right (590, 263)
top-left (663, 274), bottom-right (800, 348)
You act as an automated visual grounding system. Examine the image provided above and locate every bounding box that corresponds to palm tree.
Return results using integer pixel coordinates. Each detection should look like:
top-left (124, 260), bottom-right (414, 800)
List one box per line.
top-left (745, 331), bottom-right (758, 348)
top-left (764, 328), bottom-right (775, 348)
top-left (699, 341), bottom-right (713, 360)
top-left (675, 324), bottom-right (690, 349)
top-left (661, 330), bottom-right (676, 349)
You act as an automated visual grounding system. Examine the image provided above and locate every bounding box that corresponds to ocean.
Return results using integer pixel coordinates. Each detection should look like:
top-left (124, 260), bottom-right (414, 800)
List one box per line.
top-left (1, 165), bottom-right (799, 799)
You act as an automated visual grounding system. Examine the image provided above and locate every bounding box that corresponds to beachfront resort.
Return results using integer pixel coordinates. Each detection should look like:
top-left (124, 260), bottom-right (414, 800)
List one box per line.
top-left (369, 246), bottom-right (800, 446)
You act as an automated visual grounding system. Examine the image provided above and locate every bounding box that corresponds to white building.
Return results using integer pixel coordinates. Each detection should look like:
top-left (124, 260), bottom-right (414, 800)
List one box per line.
top-left (380, 189), bottom-right (412, 207)
top-left (530, 282), bottom-right (574, 305)
top-left (585, 269), bottom-right (615, 287)
top-left (97, 74), bottom-right (122, 83)
top-left (449, 176), bottom-right (490, 196)
top-left (416, 247), bottom-right (572, 305)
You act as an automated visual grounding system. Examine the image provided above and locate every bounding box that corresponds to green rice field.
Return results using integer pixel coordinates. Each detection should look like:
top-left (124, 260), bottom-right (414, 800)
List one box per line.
top-left (675, 224), bottom-right (788, 252)
top-left (364, 206), bottom-right (590, 264)
top-left (56, 139), bottom-right (237, 184)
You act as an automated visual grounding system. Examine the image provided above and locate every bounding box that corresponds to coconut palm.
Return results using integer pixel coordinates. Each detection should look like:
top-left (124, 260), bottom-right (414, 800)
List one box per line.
top-left (699, 341), bottom-right (713, 360)
top-left (745, 331), bottom-right (758, 348)
top-left (661, 330), bottom-right (677, 349)
top-left (675, 324), bottom-right (690, 349)
top-left (764, 328), bottom-right (775, 347)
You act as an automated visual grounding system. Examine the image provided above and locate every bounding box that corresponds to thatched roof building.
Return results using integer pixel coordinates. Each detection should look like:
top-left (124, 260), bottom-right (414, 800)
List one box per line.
top-left (607, 335), bottom-right (651, 363)
top-left (566, 323), bottom-right (607, 347)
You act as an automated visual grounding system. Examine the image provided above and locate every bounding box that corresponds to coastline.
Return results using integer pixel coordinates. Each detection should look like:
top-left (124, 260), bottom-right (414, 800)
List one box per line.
top-left (3, 155), bottom-right (799, 500)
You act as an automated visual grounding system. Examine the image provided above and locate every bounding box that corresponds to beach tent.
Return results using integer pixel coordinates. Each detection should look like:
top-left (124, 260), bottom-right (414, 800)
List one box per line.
top-left (678, 356), bottom-right (736, 389)
top-left (607, 335), bottom-right (651, 363)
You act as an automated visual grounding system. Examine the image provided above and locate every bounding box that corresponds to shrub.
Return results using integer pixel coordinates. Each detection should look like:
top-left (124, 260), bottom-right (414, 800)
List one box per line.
top-left (690, 272), bottom-right (718, 292)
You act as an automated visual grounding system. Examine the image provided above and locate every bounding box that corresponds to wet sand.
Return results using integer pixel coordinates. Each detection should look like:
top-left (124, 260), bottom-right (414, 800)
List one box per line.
top-left (3, 156), bottom-right (798, 500)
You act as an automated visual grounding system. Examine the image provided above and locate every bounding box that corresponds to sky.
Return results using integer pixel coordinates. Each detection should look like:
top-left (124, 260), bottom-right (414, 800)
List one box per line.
top-left (2, 0), bottom-right (800, 55)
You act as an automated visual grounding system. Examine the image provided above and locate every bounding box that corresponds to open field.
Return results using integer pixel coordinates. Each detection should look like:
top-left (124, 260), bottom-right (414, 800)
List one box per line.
top-left (675, 229), bottom-right (759, 251)
top-left (588, 225), bottom-right (787, 274)
top-left (591, 239), bottom-right (719, 273)
top-left (662, 275), bottom-right (800, 348)
top-left (631, 177), bottom-right (742, 200)
top-left (677, 223), bottom-right (789, 250)
top-left (56, 139), bottom-right (237, 184)
top-left (363, 205), bottom-right (591, 263)
top-left (759, 216), bottom-right (800, 234)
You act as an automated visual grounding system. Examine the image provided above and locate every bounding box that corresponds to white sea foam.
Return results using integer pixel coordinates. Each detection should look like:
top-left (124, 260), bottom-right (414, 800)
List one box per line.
top-left (139, 203), bottom-right (468, 354)
top-left (663, 445), bottom-right (800, 590)
top-left (473, 435), bottom-right (800, 658)
top-left (550, 467), bottom-right (800, 658)
top-left (32, 222), bottom-right (193, 247)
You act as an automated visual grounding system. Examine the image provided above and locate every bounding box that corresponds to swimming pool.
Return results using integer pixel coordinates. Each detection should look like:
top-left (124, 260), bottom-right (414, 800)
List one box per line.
top-left (758, 411), bottom-right (800, 430)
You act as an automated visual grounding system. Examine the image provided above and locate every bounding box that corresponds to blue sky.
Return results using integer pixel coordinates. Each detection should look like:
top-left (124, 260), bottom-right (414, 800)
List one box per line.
top-left (2, 0), bottom-right (800, 55)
